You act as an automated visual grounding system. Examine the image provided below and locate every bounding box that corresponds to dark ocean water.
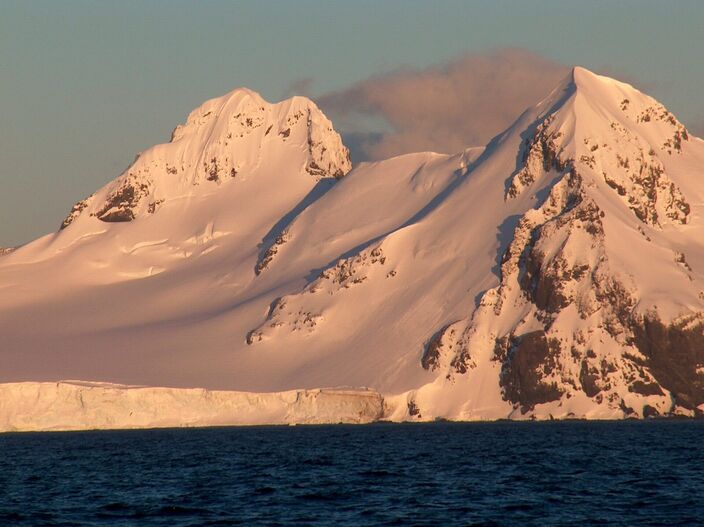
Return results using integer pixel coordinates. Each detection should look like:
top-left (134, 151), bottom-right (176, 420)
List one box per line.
top-left (1, 421), bottom-right (703, 526)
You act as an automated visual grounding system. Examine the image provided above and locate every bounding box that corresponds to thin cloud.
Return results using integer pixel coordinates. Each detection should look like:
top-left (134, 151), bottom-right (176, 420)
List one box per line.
top-left (282, 77), bottom-right (314, 99)
top-left (316, 49), bottom-right (570, 161)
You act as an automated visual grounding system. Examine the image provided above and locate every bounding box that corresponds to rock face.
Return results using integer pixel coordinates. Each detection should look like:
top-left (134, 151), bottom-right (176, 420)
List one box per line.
top-left (2, 68), bottom-right (704, 427)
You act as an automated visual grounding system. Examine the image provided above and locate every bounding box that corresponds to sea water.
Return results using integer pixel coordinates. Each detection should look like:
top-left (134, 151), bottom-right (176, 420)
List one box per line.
top-left (1, 421), bottom-right (703, 526)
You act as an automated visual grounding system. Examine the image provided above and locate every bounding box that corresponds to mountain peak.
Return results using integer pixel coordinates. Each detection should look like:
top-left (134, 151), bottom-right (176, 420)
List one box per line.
top-left (61, 87), bottom-right (351, 229)
top-left (507, 65), bottom-right (692, 227)
top-left (568, 66), bottom-right (631, 94)
top-left (542, 66), bottom-right (651, 117)
top-left (571, 65), bottom-right (606, 86)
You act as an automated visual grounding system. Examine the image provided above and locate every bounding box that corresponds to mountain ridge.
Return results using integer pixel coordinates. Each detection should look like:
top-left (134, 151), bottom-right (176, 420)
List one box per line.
top-left (1, 66), bottom-right (704, 428)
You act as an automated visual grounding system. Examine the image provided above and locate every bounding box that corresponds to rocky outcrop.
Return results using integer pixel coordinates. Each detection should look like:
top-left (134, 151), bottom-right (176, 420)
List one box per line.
top-left (60, 195), bottom-right (94, 229)
top-left (498, 331), bottom-right (564, 413)
top-left (632, 314), bottom-right (704, 412)
top-left (438, 94), bottom-right (701, 418)
top-left (421, 324), bottom-right (457, 372)
top-left (94, 179), bottom-right (150, 222)
top-left (255, 229), bottom-right (291, 275)
top-left (508, 109), bottom-right (690, 228)
top-left (506, 115), bottom-right (570, 199)
top-left (247, 245), bottom-right (391, 344)
top-left (634, 102), bottom-right (690, 155)
top-left (305, 108), bottom-right (351, 179)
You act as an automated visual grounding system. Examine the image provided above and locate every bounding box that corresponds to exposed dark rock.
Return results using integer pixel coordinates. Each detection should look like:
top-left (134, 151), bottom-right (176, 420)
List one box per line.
top-left (450, 353), bottom-right (471, 375)
top-left (206, 157), bottom-right (220, 182)
top-left (642, 405), bottom-right (660, 418)
top-left (500, 331), bottom-right (564, 412)
top-left (593, 277), bottom-right (636, 337)
top-left (522, 248), bottom-right (570, 314)
top-left (316, 246), bottom-right (385, 287)
top-left (603, 173), bottom-right (627, 196)
top-left (519, 193), bottom-right (604, 317)
top-left (95, 183), bottom-right (147, 223)
top-left (506, 116), bottom-right (571, 200)
top-left (579, 154), bottom-right (596, 169)
top-left (675, 252), bottom-right (692, 272)
top-left (422, 325), bottom-right (454, 371)
top-left (449, 327), bottom-right (473, 374)
top-left (99, 209), bottom-right (135, 222)
top-left (245, 329), bottom-right (262, 345)
top-left (60, 197), bottom-right (91, 229)
top-left (306, 160), bottom-right (327, 177)
top-left (629, 380), bottom-right (664, 397)
top-left (407, 399), bottom-right (421, 418)
top-left (493, 336), bottom-right (511, 364)
top-left (632, 314), bottom-right (704, 409)
top-left (579, 360), bottom-right (601, 397)
top-left (147, 199), bottom-right (164, 214)
top-left (619, 399), bottom-right (636, 417)
top-left (255, 230), bottom-right (290, 275)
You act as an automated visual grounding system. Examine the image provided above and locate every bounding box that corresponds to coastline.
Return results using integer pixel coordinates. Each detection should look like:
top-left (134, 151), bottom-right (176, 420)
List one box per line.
top-left (1, 380), bottom-right (699, 433)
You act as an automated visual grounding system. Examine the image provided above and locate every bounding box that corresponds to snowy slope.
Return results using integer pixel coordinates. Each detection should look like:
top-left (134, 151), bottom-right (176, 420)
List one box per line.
top-left (0, 88), bottom-right (352, 390)
top-left (1, 68), bottom-right (704, 429)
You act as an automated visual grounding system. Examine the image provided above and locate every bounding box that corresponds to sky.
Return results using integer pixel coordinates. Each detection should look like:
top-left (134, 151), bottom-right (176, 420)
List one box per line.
top-left (2, 0), bottom-right (704, 247)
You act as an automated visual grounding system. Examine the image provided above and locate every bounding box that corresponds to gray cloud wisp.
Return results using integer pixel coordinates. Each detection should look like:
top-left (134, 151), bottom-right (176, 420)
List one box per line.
top-left (316, 49), bottom-right (570, 162)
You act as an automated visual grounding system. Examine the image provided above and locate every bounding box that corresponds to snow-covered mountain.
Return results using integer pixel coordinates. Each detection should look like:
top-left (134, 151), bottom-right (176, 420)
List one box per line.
top-left (2, 67), bottom-right (704, 430)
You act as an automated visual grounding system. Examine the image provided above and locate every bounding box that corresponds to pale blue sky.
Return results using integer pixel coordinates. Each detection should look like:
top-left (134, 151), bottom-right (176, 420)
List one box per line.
top-left (2, 0), bottom-right (703, 246)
